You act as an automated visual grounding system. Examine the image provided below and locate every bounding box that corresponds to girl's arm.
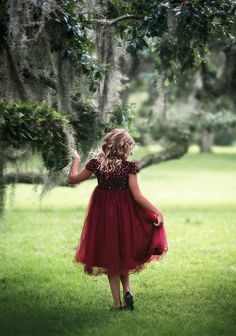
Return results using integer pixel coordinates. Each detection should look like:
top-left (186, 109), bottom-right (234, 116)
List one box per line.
top-left (67, 152), bottom-right (93, 185)
top-left (128, 173), bottom-right (164, 222)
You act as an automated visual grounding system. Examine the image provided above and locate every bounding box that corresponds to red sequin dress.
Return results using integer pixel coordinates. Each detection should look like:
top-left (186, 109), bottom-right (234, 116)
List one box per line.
top-left (73, 158), bottom-right (168, 276)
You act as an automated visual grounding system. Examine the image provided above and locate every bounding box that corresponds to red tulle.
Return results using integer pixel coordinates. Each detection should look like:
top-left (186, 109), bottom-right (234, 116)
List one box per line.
top-left (73, 185), bottom-right (168, 276)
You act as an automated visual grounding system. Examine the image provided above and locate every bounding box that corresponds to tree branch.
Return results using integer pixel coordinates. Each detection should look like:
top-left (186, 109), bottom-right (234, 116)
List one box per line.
top-left (136, 144), bottom-right (189, 169)
top-left (4, 172), bottom-right (69, 186)
top-left (91, 14), bottom-right (143, 27)
top-left (3, 171), bottom-right (95, 186)
top-left (3, 145), bottom-right (188, 187)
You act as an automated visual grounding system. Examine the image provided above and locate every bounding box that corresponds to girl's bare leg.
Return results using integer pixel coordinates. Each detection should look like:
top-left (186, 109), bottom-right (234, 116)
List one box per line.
top-left (120, 274), bottom-right (131, 296)
top-left (107, 274), bottom-right (122, 307)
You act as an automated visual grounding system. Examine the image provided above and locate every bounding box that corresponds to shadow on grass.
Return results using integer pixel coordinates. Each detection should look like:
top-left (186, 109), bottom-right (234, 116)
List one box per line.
top-left (1, 271), bottom-right (236, 336)
top-left (0, 279), bottom-right (118, 336)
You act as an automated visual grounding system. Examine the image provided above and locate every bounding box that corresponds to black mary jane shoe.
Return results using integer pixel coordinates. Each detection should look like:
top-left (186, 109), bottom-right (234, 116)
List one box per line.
top-left (123, 291), bottom-right (134, 311)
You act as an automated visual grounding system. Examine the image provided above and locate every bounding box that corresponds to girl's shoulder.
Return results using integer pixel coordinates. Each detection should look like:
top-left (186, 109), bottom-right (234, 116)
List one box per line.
top-left (123, 160), bottom-right (140, 174)
top-left (85, 158), bottom-right (99, 173)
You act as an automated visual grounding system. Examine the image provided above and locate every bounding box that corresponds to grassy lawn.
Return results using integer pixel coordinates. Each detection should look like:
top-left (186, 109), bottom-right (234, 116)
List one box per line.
top-left (0, 147), bottom-right (236, 336)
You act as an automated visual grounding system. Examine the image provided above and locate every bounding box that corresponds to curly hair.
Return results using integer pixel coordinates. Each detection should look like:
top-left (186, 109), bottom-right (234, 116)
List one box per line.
top-left (94, 128), bottom-right (135, 173)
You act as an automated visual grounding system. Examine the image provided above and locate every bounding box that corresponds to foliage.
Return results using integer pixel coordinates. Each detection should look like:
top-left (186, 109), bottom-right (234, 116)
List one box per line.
top-left (48, 1), bottom-right (106, 93)
top-left (70, 101), bottom-right (141, 156)
top-left (157, 118), bottom-right (195, 147)
top-left (199, 111), bottom-right (236, 133)
top-left (0, 0), bottom-right (105, 93)
top-left (104, 0), bottom-right (236, 80)
top-left (69, 99), bottom-right (105, 156)
top-left (149, 111), bottom-right (236, 148)
top-left (0, 101), bottom-right (71, 170)
top-left (1, 0), bottom-right (236, 163)
top-left (214, 130), bottom-right (236, 146)
top-left (108, 103), bottom-right (140, 136)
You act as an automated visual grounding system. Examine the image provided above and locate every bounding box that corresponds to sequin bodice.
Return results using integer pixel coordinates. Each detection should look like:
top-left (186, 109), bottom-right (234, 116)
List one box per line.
top-left (85, 158), bottom-right (140, 190)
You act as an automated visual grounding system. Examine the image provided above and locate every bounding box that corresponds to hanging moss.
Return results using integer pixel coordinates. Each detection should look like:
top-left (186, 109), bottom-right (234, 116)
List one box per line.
top-left (0, 101), bottom-right (72, 170)
top-left (69, 99), bottom-right (105, 156)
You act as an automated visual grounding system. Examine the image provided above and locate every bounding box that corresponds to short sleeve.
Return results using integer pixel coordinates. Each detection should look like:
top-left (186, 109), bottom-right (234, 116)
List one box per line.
top-left (85, 158), bottom-right (98, 173)
top-left (128, 161), bottom-right (140, 175)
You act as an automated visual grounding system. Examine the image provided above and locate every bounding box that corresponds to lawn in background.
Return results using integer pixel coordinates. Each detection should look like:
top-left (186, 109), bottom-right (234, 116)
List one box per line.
top-left (0, 146), bottom-right (236, 336)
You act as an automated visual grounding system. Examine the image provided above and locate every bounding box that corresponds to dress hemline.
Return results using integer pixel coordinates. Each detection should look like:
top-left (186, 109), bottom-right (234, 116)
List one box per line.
top-left (72, 250), bottom-right (168, 277)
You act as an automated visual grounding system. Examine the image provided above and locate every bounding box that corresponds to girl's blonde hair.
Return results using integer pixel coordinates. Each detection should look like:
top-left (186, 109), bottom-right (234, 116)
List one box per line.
top-left (95, 128), bottom-right (135, 173)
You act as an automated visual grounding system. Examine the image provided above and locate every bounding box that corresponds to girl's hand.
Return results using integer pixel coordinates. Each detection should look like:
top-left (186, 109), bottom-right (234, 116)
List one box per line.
top-left (153, 211), bottom-right (164, 228)
top-left (71, 149), bottom-right (80, 161)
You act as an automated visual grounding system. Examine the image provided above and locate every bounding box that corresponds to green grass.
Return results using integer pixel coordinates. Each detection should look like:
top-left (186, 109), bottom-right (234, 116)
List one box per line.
top-left (1, 147), bottom-right (236, 336)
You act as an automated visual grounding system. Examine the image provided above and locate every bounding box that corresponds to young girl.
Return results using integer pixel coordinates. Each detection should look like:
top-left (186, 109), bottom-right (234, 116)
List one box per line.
top-left (68, 128), bottom-right (168, 311)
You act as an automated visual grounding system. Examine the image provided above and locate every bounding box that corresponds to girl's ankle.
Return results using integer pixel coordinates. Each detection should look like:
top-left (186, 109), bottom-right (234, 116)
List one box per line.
top-left (113, 300), bottom-right (122, 307)
top-left (123, 289), bottom-right (131, 295)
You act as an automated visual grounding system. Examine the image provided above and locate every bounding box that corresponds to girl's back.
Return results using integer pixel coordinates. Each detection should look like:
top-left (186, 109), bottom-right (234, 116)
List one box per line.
top-left (85, 158), bottom-right (139, 190)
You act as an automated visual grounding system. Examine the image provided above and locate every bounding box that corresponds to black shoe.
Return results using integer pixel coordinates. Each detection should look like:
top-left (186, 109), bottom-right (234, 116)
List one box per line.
top-left (123, 291), bottom-right (134, 310)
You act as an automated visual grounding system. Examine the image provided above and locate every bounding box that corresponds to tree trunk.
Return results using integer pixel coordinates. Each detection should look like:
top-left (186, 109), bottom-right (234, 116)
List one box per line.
top-left (199, 131), bottom-right (214, 153)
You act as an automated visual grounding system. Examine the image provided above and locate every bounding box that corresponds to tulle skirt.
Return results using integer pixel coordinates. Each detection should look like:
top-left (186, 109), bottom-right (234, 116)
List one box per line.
top-left (73, 185), bottom-right (168, 276)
